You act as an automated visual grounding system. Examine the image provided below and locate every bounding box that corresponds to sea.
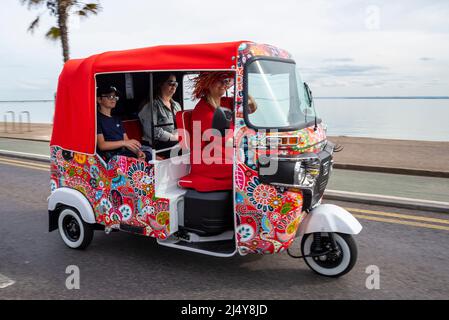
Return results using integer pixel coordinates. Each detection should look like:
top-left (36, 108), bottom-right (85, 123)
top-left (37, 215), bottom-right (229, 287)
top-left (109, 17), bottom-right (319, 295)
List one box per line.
top-left (1, 98), bottom-right (448, 142)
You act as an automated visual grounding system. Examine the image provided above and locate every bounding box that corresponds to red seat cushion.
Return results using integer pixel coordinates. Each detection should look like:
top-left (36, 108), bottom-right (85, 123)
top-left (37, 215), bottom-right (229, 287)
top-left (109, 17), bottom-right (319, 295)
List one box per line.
top-left (176, 109), bottom-right (233, 192)
top-left (122, 119), bottom-right (143, 142)
top-left (175, 110), bottom-right (193, 151)
top-left (178, 173), bottom-right (232, 192)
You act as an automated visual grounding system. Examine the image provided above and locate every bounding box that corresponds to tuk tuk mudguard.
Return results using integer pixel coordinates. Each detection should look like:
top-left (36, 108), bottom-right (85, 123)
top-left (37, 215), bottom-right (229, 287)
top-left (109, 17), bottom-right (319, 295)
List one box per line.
top-left (50, 146), bottom-right (172, 239)
top-left (297, 204), bottom-right (363, 237)
top-left (234, 43), bottom-right (328, 255)
top-left (48, 187), bottom-right (96, 230)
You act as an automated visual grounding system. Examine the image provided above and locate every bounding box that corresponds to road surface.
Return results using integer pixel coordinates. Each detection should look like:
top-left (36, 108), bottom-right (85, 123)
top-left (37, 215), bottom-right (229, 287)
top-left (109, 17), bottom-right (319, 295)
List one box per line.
top-left (0, 156), bottom-right (448, 299)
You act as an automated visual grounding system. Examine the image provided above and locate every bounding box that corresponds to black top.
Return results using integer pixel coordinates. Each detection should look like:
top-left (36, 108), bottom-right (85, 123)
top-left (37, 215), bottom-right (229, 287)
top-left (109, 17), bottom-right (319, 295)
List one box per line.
top-left (96, 111), bottom-right (128, 160)
top-left (97, 112), bottom-right (125, 142)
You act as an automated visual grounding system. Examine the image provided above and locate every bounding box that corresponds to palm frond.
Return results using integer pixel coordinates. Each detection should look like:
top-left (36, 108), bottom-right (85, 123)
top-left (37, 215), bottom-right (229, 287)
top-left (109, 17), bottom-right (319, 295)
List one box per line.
top-left (46, 0), bottom-right (58, 15)
top-left (21, 0), bottom-right (101, 63)
top-left (84, 3), bottom-right (100, 12)
top-left (75, 3), bottom-right (100, 18)
top-left (20, 0), bottom-right (47, 10)
top-left (45, 26), bottom-right (61, 41)
top-left (27, 16), bottom-right (40, 33)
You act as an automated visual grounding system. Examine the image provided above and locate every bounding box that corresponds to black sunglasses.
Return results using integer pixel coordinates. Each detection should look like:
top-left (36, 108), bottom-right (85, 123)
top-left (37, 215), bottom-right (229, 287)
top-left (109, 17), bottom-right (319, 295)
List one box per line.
top-left (101, 95), bottom-right (119, 101)
top-left (166, 80), bottom-right (179, 87)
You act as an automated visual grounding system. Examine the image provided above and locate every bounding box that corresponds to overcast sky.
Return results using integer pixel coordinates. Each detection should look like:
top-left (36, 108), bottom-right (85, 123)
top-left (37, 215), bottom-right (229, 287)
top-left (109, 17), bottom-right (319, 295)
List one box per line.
top-left (1, 0), bottom-right (448, 100)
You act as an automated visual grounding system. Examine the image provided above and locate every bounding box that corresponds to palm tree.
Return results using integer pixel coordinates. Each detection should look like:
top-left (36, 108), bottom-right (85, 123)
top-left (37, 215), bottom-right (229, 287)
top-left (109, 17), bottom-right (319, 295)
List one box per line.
top-left (20, 0), bottom-right (101, 63)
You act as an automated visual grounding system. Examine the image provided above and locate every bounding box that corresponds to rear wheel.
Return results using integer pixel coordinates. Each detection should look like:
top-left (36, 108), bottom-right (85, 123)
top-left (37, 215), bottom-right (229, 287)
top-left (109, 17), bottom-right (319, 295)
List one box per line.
top-left (301, 233), bottom-right (357, 277)
top-left (58, 207), bottom-right (94, 250)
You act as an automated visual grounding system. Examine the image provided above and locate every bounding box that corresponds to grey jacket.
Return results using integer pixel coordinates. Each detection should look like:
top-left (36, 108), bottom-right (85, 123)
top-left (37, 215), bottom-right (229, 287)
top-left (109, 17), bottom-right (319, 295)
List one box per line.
top-left (138, 97), bottom-right (181, 143)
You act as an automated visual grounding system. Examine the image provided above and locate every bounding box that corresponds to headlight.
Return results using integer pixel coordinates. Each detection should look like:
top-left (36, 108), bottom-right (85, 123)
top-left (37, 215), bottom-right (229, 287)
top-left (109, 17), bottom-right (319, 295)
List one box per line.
top-left (258, 153), bottom-right (324, 189)
top-left (293, 157), bottom-right (321, 188)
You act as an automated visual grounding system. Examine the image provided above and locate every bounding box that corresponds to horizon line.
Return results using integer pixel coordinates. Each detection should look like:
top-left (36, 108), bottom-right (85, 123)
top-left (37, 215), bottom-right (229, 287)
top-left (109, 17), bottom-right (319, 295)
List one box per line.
top-left (315, 96), bottom-right (449, 99)
top-left (1, 96), bottom-right (449, 103)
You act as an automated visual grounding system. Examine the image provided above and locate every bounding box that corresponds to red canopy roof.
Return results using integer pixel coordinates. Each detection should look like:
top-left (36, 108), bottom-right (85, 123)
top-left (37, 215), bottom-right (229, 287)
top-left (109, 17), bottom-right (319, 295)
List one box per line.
top-left (51, 41), bottom-right (247, 155)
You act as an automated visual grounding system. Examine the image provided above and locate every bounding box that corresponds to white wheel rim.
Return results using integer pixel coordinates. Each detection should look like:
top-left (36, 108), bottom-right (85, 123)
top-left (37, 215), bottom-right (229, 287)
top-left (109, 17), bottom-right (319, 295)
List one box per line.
top-left (58, 209), bottom-right (85, 248)
top-left (303, 233), bottom-right (351, 276)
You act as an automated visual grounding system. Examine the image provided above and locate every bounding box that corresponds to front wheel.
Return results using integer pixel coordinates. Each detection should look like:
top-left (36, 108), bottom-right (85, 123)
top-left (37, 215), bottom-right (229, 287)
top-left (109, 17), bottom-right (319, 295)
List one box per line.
top-left (58, 207), bottom-right (94, 250)
top-left (301, 233), bottom-right (357, 277)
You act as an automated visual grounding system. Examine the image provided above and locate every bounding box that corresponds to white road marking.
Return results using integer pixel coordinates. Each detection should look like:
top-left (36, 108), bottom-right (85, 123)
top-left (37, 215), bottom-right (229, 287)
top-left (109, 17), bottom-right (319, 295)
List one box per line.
top-left (0, 273), bottom-right (15, 289)
top-left (326, 189), bottom-right (449, 206)
top-left (0, 149), bottom-right (50, 161)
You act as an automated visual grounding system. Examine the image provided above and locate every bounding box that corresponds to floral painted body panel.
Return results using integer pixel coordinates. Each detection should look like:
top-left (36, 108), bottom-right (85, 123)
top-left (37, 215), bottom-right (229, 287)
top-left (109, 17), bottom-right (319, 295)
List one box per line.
top-left (234, 42), bottom-right (328, 255)
top-left (50, 146), bottom-right (171, 239)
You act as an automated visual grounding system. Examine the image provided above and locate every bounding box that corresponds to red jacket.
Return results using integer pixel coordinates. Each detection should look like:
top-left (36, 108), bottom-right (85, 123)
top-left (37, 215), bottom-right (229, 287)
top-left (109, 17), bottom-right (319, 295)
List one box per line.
top-left (190, 96), bottom-right (234, 183)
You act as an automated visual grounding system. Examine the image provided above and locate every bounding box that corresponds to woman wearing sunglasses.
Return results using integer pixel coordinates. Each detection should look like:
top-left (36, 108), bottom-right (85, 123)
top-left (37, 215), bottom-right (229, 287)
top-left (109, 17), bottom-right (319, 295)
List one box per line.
top-left (188, 72), bottom-right (257, 191)
top-left (139, 73), bottom-right (181, 153)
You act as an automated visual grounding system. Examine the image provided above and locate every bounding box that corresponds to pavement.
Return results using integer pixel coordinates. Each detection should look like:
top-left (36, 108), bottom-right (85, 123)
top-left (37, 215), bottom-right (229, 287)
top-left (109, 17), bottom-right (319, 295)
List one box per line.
top-left (330, 136), bottom-right (449, 178)
top-left (0, 123), bottom-right (448, 213)
top-left (0, 122), bottom-right (52, 142)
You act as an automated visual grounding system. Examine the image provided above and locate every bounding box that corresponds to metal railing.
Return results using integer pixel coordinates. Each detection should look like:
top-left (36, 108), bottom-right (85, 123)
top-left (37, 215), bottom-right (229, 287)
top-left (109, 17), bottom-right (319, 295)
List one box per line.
top-left (19, 111), bottom-right (31, 133)
top-left (3, 110), bottom-right (31, 133)
top-left (3, 111), bottom-right (15, 133)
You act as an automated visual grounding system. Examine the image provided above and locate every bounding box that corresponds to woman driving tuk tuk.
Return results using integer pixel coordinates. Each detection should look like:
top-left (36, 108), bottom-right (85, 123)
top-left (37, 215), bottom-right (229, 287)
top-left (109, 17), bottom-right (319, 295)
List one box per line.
top-left (182, 71), bottom-right (257, 191)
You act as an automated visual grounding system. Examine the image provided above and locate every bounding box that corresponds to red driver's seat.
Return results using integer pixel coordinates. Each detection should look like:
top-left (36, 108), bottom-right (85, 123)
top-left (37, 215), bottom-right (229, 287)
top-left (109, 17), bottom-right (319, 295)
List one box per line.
top-left (175, 110), bottom-right (232, 192)
top-left (176, 110), bottom-right (193, 151)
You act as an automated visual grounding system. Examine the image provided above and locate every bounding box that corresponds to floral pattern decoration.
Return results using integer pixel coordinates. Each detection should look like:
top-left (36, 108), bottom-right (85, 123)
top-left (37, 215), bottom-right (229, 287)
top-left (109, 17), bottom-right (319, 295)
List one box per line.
top-left (233, 42), bottom-right (327, 255)
top-left (50, 146), bottom-right (171, 239)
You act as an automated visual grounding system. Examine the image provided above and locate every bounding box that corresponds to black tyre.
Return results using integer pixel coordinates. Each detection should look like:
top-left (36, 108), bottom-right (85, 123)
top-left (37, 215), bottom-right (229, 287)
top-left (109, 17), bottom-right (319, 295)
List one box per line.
top-left (58, 207), bottom-right (94, 250)
top-left (301, 233), bottom-right (358, 278)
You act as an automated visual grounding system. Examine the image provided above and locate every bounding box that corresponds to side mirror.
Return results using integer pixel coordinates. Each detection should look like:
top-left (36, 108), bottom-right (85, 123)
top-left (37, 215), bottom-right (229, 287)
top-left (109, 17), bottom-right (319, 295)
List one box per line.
top-left (212, 107), bottom-right (232, 136)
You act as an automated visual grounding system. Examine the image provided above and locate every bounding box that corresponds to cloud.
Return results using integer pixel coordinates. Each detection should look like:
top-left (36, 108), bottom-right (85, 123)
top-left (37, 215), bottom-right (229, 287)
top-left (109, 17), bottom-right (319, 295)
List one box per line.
top-left (302, 64), bottom-right (389, 79)
top-left (15, 79), bottom-right (51, 90)
top-left (322, 58), bottom-right (355, 62)
top-left (321, 64), bottom-right (388, 76)
top-left (419, 57), bottom-right (434, 61)
top-left (2, 0), bottom-right (449, 99)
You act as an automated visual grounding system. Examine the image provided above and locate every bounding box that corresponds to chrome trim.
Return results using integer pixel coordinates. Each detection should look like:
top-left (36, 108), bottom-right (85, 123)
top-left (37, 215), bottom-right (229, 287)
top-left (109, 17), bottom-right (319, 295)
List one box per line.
top-left (275, 156), bottom-right (319, 162)
top-left (270, 182), bottom-right (315, 190)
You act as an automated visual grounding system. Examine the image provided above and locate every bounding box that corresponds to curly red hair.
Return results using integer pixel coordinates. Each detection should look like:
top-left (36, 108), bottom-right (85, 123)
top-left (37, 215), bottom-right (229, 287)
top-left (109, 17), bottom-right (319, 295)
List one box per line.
top-left (191, 71), bottom-right (235, 100)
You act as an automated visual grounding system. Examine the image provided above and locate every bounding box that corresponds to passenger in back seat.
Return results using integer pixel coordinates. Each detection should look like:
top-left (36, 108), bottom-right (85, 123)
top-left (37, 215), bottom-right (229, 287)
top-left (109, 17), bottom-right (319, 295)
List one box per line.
top-left (96, 85), bottom-right (150, 162)
top-left (139, 73), bottom-right (181, 157)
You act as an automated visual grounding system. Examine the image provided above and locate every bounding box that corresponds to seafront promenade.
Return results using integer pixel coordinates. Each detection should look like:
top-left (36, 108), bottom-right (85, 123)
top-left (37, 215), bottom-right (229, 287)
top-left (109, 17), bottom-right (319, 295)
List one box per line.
top-left (1, 122), bottom-right (448, 174)
top-left (0, 122), bottom-right (52, 142)
top-left (1, 122), bottom-right (448, 212)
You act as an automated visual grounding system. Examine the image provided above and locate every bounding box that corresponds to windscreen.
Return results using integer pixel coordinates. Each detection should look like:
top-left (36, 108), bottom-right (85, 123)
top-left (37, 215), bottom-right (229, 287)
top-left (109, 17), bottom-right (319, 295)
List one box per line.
top-left (246, 59), bottom-right (318, 129)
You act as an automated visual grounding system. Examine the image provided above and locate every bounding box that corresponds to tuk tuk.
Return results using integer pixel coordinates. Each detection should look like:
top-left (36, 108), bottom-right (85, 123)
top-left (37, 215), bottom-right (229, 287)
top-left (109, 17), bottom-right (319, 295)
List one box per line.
top-left (48, 41), bottom-right (362, 277)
